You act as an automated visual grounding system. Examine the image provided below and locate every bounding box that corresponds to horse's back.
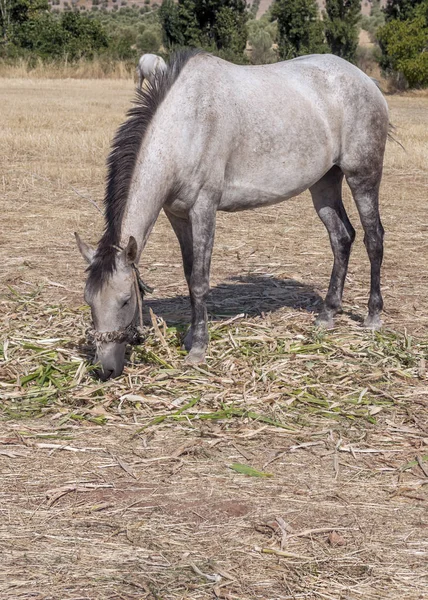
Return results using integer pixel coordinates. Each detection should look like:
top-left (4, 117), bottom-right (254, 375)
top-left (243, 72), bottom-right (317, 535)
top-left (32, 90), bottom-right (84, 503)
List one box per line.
top-left (170, 53), bottom-right (388, 166)
top-left (174, 53), bottom-right (386, 122)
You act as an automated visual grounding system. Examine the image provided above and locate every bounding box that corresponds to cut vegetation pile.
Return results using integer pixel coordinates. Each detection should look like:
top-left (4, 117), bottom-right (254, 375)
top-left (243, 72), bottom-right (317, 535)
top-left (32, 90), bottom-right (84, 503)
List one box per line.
top-left (1, 286), bottom-right (428, 429)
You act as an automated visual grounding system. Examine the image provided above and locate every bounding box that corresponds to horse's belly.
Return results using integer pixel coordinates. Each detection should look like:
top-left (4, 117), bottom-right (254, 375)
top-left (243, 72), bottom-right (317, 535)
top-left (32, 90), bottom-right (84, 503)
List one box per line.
top-left (219, 185), bottom-right (302, 212)
top-left (218, 125), bottom-right (335, 212)
top-left (218, 163), bottom-right (331, 212)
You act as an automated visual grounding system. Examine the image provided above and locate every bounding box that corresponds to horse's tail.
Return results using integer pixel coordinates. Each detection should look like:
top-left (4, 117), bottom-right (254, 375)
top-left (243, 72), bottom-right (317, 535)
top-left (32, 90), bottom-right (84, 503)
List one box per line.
top-left (388, 123), bottom-right (405, 150)
top-left (371, 77), bottom-right (405, 151)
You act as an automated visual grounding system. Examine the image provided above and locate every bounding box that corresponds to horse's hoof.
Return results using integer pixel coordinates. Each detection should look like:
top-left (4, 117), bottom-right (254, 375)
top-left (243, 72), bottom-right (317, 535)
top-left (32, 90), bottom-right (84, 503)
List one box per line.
top-left (363, 314), bottom-right (382, 330)
top-left (314, 315), bottom-right (334, 329)
top-left (185, 349), bottom-right (206, 366)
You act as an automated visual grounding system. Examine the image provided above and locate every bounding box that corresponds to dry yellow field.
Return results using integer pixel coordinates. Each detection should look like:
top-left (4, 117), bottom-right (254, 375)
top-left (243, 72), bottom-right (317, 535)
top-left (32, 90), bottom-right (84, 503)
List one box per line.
top-left (0, 78), bottom-right (428, 599)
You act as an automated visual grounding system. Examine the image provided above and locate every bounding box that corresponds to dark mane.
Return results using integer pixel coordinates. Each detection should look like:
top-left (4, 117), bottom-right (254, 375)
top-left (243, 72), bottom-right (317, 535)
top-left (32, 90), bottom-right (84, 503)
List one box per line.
top-left (87, 48), bottom-right (204, 293)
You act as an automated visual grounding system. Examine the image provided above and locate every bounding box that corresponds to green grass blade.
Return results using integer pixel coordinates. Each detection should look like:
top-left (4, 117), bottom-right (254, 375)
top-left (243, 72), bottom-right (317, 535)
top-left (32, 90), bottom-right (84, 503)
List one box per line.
top-left (229, 463), bottom-right (273, 477)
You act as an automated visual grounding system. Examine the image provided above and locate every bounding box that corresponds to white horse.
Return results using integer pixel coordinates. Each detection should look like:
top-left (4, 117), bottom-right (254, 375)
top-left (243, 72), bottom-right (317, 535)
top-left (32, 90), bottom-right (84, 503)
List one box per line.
top-left (136, 54), bottom-right (167, 89)
top-left (77, 50), bottom-right (389, 379)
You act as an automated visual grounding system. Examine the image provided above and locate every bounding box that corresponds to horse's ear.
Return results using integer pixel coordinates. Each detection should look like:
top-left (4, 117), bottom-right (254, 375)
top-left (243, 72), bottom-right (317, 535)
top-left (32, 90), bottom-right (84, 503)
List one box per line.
top-left (124, 236), bottom-right (138, 265)
top-left (74, 232), bottom-right (95, 265)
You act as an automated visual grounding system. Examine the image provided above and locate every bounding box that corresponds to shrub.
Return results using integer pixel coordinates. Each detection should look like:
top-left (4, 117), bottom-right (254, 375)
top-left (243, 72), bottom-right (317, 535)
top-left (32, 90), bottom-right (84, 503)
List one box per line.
top-left (137, 25), bottom-right (162, 52)
top-left (11, 10), bottom-right (109, 60)
top-left (377, 1), bottom-right (428, 87)
top-left (249, 28), bottom-right (276, 64)
top-left (355, 44), bottom-right (381, 74)
top-left (247, 16), bottom-right (277, 44)
top-left (108, 25), bottom-right (138, 59)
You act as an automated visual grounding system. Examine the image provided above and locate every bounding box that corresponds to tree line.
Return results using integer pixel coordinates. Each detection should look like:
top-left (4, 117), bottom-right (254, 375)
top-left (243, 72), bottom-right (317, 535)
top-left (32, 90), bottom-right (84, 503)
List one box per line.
top-left (0, 0), bottom-right (427, 87)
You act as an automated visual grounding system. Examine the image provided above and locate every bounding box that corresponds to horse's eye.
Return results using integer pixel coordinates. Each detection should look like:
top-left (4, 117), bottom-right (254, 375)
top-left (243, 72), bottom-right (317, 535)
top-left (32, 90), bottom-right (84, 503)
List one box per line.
top-left (121, 298), bottom-right (130, 308)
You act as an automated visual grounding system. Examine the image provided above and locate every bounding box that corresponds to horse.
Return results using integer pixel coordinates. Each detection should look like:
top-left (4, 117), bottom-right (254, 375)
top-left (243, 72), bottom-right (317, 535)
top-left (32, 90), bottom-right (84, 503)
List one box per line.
top-left (75, 49), bottom-right (389, 380)
top-left (136, 54), bottom-right (167, 89)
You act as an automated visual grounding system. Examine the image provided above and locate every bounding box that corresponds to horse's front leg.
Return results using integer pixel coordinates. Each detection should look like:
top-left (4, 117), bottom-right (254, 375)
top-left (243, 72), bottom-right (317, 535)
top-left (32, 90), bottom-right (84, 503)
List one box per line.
top-left (165, 210), bottom-right (194, 352)
top-left (185, 197), bottom-right (216, 365)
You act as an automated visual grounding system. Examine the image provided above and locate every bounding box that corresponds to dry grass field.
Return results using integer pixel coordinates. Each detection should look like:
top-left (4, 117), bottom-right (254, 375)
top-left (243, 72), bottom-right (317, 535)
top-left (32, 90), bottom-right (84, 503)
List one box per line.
top-left (0, 58), bottom-right (136, 80)
top-left (1, 76), bottom-right (428, 599)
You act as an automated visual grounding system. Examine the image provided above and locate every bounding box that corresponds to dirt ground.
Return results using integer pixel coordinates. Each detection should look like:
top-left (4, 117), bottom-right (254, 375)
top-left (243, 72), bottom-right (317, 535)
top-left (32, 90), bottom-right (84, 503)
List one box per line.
top-left (0, 78), bottom-right (427, 599)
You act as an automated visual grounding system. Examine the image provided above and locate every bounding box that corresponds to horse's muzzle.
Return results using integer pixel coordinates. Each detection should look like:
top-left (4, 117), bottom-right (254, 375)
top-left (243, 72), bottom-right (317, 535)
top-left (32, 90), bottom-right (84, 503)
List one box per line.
top-left (94, 341), bottom-right (126, 380)
top-left (96, 365), bottom-right (123, 381)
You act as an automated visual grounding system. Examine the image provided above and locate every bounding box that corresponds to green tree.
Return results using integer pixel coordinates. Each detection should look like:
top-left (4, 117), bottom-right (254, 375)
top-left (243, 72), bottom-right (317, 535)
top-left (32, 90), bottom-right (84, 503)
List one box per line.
top-left (194, 0), bottom-right (248, 52)
top-left (211, 4), bottom-right (247, 52)
top-left (159, 0), bottom-right (200, 47)
top-left (271, 0), bottom-right (326, 60)
top-left (12, 9), bottom-right (108, 59)
top-left (159, 0), bottom-right (248, 58)
top-left (323, 0), bottom-right (360, 62)
top-left (158, 0), bottom-right (181, 45)
top-left (377, 0), bottom-right (428, 87)
top-left (62, 11), bottom-right (108, 57)
top-left (383, 0), bottom-right (426, 22)
top-left (0, 0), bottom-right (48, 41)
top-left (249, 28), bottom-right (276, 64)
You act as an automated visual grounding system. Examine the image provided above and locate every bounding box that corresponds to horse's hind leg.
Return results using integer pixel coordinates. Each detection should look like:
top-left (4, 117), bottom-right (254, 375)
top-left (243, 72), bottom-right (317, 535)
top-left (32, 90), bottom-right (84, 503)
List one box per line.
top-left (345, 170), bottom-right (384, 329)
top-left (310, 166), bottom-right (355, 328)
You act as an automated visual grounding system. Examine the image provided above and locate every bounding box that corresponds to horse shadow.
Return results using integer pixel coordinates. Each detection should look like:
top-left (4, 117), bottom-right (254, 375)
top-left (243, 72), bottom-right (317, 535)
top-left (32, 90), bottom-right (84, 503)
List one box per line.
top-left (144, 274), bottom-right (323, 326)
top-left (79, 275), bottom-right (322, 366)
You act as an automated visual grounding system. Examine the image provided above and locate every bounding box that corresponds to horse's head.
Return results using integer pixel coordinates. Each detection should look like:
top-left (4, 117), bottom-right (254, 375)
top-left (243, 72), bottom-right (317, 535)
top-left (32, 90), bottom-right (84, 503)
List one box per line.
top-left (75, 233), bottom-right (146, 381)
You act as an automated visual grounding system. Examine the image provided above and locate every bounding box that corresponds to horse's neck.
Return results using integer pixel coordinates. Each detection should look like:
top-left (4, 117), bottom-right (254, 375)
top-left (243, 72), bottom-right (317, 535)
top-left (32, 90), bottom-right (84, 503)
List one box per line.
top-left (119, 146), bottom-right (171, 259)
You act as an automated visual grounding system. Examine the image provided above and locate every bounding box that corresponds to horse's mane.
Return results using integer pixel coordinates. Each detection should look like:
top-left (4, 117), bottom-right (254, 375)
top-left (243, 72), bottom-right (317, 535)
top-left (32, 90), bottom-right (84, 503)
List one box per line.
top-left (87, 48), bottom-right (204, 294)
